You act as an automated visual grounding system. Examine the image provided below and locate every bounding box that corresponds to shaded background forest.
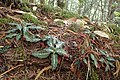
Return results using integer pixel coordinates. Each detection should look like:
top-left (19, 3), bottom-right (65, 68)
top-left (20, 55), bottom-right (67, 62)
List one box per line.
top-left (1, 0), bottom-right (120, 22)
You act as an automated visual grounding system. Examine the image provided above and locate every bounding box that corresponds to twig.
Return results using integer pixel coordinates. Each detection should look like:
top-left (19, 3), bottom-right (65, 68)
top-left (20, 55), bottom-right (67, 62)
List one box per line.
top-left (35, 65), bottom-right (52, 80)
top-left (6, 14), bottom-right (22, 22)
top-left (66, 30), bottom-right (78, 35)
top-left (0, 64), bottom-right (24, 78)
top-left (0, 32), bottom-right (6, 39)
top-left (113, 60), bottom-right (120, 77)
top-left (86, 57), bottom-right (90, 80)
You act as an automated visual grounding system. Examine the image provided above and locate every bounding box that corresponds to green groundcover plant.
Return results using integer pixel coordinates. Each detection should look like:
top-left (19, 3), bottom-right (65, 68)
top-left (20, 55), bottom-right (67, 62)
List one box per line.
top-left (6, 21), bottom-right (45, 42)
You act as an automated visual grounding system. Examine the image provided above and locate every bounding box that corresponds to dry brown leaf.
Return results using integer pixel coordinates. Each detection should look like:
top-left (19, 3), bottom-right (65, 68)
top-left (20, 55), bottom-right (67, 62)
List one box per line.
top-left (94, 30), bottom-right (110, 39)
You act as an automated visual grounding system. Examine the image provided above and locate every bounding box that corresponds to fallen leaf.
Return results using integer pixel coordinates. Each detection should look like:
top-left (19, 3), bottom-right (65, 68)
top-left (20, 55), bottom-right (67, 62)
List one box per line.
top-left (94, 30), bottom-right (110, 39)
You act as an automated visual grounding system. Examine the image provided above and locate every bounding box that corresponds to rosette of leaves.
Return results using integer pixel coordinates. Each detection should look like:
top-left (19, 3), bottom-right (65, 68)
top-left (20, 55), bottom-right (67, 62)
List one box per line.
top-left (32, 35), bottom-right (69, 70)
top-left (6, 21), bottom-right (45, 42)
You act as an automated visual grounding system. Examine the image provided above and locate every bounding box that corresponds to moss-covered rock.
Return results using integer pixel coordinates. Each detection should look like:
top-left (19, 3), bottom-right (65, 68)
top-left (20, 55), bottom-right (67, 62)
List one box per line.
top-left (68, 23), bottom-right (80, 32)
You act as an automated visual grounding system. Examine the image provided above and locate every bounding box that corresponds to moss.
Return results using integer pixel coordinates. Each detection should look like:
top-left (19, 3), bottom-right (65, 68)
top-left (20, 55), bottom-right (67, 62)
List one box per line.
top-left (114, 12), bottom-right (120, 17)
top-left (14, 44), bottom-right (27, 61)
top-left (19, 0), bottom-right (31, 12)
top-left (55, 20), bottom-right (65, 27)
top-left (107, 23), bottom-right (120, 35)
top-left (22, 13), bottom-right (47, 26)
top-left (89, 68), bottom-right (99, 80)
top-left (37, 4), bottom-right (54, 14)
top-left (68, 23), bottom-right (80, 32)
top-left (60, 10), bottom-right (81, 19)
top-left (0, 18), bottom-right (13, 25)
top-left (20, 5), bottom-right (31, 12)
top-left (112, 44), bottom-right (120, 48)
top-left (37, 5), bottom-right (81, 19)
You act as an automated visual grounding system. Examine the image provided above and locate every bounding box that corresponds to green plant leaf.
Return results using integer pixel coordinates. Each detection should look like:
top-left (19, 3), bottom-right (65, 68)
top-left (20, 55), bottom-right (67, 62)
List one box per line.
top-left (44, 48), bottom-right (54, 53)
top-left (46, 36), bottom-right (57, 47)
top-left (114, 12), bottom-right (120, 17)
top-left (32, 38), bottom-right (41, 42)
top-left (16, 25), bottom-right (22, 31)
top-left (0, 45), bottom-right (10, 53)
top-left (90, 54), bottom-right (98, 68)
top-left (27, 26), bottom-right (45, 30)
top-left (55, 49), bottom-right (68, 57)
top-left (24, 29), bottom-right (40, 42)
top-left (9, 23), bottom-right (22, 31)
top-left (16, 33), bottom-right (22, 40)
top-left (47, 39), bottom-right (54, 47)
top-left (75, 60), bottom-right (81, 69)
top-left (99, 58), bottom-right (105, 63)
top-left (6, 29), bottom-right (18, 33)
top-left (32, 51), bottom-right (50, 58)
top-left (26, 23), bottom-right (33, 25)
top-left (105, 64), bottom-right (110, 71)
top-left (107, 61), bottom-right (115, 67)
top-left (7, 22), bottom-right (43, 42)
top-left (51, 54), bottom-right (58, 70)
top-left (83, 58), bottom-right (87, 64)
top-left (53, 37), bottom-right (58, 44)
top-left (6, 33), bottom-right (18, 38)
top-left (106, 57), bottom-right (115, 61)
top-left (9, 23), bottom-right (19, 26)
top-left (81, 49), bottom-right (85, 54)
top-left (56, 41), bottom-right (64, 48)
top-left (99, 49), bottom-right (106, 55)
top-left (42, 35), bottom-right (51, 41)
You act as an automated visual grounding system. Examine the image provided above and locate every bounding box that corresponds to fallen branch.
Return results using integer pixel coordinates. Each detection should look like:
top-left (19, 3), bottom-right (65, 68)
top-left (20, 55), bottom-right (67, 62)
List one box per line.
top-left (0, 64), bottom-right (24, 78)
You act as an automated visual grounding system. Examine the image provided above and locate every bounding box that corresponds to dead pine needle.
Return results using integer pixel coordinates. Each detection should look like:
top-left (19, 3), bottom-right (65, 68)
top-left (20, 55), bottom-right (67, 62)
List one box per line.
top-left (0, 64), bottom-right (24, 78)
top-left (35, 65), bottom-right (52, 80)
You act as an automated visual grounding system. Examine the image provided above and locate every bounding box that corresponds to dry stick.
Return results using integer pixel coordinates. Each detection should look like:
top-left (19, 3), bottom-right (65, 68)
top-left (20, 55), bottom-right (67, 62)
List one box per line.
top-left (6, 14), bottom-right (22, 22)
top-left (0, 64), bottom-right (24, 78)
top-left (113, 60), bottom-right (120, 77)
top-left (0, 7), bottom-right (27, 14)
top-left (86, 57), bottom-right (90, 80)
top-left (66, 30), bottom-right (78, 35)
top-left (35, 66), bottom-right (52, 80)
top-left (0, 32), bottom-right (6, 40)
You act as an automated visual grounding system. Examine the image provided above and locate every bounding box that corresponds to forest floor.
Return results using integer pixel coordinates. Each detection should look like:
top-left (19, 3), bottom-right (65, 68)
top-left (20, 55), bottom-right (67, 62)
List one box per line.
top-left (0, 4), bottom-right (120, 80)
